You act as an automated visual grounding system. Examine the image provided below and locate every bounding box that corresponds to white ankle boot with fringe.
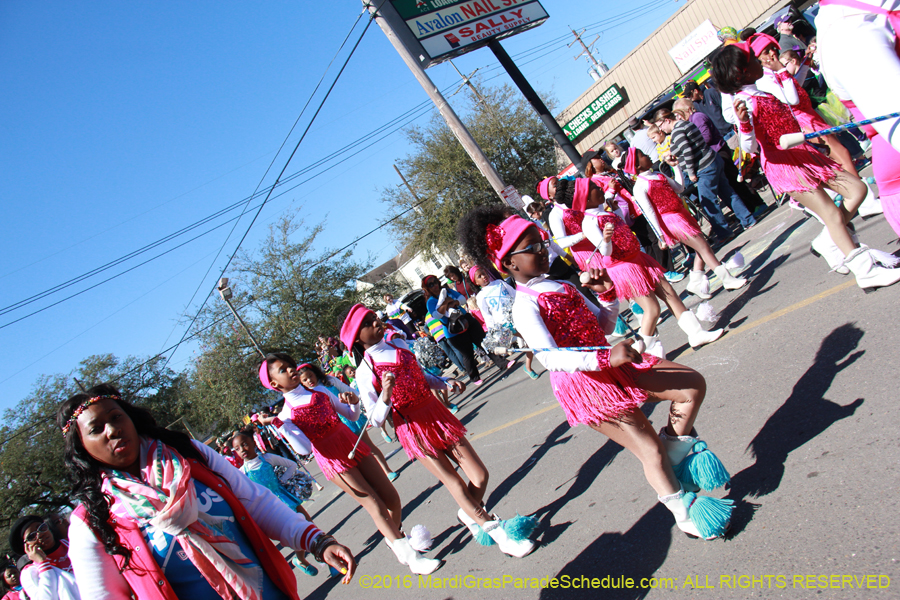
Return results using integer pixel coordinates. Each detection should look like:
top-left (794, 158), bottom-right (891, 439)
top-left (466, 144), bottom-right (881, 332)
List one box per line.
top-left (458, 508), bottom-right (537, 558)
top-left (659, 486), bottom-right (733, 540)
top-left (639, 333), bottom-right (665, 359)
top-left (810, 226), bottom-right (850, 274)
top-left (685, 270), bottom-right (711, 299)
top-left (658, 427), bottom-right (730, 492)
top-left (713, 265), bottom-right (747, 290)
top-left (843, 246), bottom-right (900, 292)
top-left (677, 312), bottom-right (723, 349)
top-left (858, 184), bottom-right (883, 219)
top-left (387, 536), bottom-right (441, 575)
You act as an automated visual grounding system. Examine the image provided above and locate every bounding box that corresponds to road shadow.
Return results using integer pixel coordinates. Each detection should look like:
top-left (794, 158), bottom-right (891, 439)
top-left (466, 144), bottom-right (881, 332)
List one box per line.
top-left (538, 503), bottom-right (674, 600)
top-left (726, 323), bottom-right (865, 515)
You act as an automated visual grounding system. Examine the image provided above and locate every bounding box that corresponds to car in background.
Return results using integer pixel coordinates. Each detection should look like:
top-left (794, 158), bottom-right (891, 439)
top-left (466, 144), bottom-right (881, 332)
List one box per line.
top-left (399, 289), bottom-right (428, 322)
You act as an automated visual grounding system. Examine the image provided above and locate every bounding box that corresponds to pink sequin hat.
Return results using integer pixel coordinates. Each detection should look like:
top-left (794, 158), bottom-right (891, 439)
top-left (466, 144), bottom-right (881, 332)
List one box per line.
top-left (749, 33), bottom-right (780, 56)
top-left (572, 178), bottom-right (592, 213)
top-left (259, 360), bottom-right (275, 390)
top-left (486, 215), bottom-right (538, 271)
top-left (340, 303), bottom-right (376, 351)
top-left (537, 177), bottom-right (553, 200)
top-left (623, 147), bottom-right (639, 175)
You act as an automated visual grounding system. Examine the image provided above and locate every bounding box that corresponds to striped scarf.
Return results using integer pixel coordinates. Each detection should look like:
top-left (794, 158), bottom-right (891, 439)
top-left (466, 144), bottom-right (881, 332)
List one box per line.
top-left (102, 439), bottom-right (263, 600)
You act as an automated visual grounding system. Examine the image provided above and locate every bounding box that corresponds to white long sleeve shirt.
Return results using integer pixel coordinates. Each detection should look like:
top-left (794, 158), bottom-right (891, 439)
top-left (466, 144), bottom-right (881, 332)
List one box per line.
top-left (630, 168), bottom-right (685, 242)
top-left (276, 383), bottom-right (361, 456)
top-left (511, 276), bottom-right (619, 373)
top-left (817, 0), bottom-right (900, 152)
top-left (547, 203), bottom-right (586, 248)
top-left (355, 338), bottom-right (448, 428)
top-left (21, 558), bottom-right (80, 600)
top-left (68, 441), bottom-right (323, 600)
top-left (581, 208), bottom-right (614, 257)
top-left (757, 68), bottom-right (800, 107)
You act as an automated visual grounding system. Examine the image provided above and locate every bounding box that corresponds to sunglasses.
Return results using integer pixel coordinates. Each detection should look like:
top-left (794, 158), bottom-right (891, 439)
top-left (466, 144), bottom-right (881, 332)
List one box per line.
top-left (24, 523), bottom-right (48, 544)
top-left (508, 240), bottom-right (549, 256)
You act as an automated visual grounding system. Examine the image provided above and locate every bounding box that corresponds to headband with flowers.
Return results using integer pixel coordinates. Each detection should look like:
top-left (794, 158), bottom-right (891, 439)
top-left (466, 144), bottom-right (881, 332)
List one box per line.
top-left (61, 394), bottom-right (121, 437)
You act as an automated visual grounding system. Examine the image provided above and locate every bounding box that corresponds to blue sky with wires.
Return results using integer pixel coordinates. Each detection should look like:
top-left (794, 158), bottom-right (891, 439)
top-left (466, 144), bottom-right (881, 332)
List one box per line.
top-left (0, 0), bottom-right (681, 409)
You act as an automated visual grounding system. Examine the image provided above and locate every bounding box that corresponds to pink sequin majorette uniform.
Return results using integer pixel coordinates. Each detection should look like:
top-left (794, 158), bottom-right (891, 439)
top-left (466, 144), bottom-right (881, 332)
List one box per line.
top-left (514, 278), bottom-right (659, 426)
top-left (361, 340), bottom-right (466, 461)
top-left (274, 387), bottom-right (370, 480)
top-left (737, 87), bottom-right (842, 194)
top-left (560, 208), bottom-right (600, 271)
top-left (636, 173), bottom-right (702, 246)
top-left (583, 210), bottom-right (665, 300)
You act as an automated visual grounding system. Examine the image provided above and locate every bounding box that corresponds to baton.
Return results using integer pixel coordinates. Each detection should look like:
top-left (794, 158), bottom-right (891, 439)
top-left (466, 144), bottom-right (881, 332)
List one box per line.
top-left (493, 345), bottom-right (613, 355)
top-left (348, 372), bottom-right (393, 460)
top-left (779, 112), bottom-right (900, 149)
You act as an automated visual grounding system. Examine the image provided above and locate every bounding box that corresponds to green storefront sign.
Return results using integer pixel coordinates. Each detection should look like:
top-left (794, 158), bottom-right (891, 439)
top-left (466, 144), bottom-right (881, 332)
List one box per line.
top-left (562, 84), bottom-right (624, 141)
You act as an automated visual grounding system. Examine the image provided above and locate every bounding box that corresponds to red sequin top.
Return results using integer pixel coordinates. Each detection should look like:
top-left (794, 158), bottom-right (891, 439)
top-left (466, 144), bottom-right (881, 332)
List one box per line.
top-left (290, 391), bottom-right (344, 443)
top-left (589, 212), bottom-right (641, 261)
top-left (532, 283), bottom-right (611, 370)
top-left (370, 345), bottom-right (433, 415)
top-left (647, 175), bottom-right (687, 215)
top-left (562, 208), bottom-right (599, 254)
top-left (751, 93), bottom-right (801, 152)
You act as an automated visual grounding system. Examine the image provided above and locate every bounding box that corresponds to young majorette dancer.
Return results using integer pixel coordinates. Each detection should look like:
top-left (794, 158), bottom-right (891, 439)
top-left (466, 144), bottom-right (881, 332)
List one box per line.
top-left (232, 432), bottom-right (318, 576)
top-left (295, 362), bottom-right (399, 482)
top-left (554, 178), bottom-right (723, 357)
top-left (470, 264), bottom-right (540, 379)
top-left (621, 147), bottom-right (749, 299)
top-left (711, 42), bottom-right (900, 292)
top-left (259, 353), bottom-right (441, 575)
top-left (458, 206), bottom-right (734, 540)
top-left (341, 304), bottom-right (538, 558)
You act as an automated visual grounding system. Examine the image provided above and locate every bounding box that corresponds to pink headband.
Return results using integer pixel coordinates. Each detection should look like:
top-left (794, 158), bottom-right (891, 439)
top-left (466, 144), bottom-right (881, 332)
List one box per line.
top-left (749, 33), bottom-right (779, 57)
top-left (468, 265), bottom-right (493, 283)
top-left (259, 360), bottom-right (275, 390)
top-left (537, 177), bottom-right (552, 200)
top-left (731, 40), bottom-right (753, 60)
top-left (623, 147), bottom-right (639, 175)
top-left (572, 178), bottom-right (591, 213)
top-left (340, 303), bottom-right (376, 351)
top-left (486, 215), bottom-right (537, 270)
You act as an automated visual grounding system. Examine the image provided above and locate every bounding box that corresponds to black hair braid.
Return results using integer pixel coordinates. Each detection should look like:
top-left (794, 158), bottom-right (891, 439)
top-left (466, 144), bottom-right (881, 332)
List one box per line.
top-left (554, 178), bottom-right (576, 209)
top-left (710, 44), bottom-right (749, 95)
top-left (456, 204), bottom-right (512, 270)
top-left (57, 383), bottom-right (207, 567)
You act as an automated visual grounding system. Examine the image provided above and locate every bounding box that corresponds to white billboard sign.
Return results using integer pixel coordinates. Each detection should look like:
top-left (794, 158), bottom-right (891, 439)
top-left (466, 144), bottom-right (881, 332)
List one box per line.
top-left (668, 19), bottom-right (722, 74)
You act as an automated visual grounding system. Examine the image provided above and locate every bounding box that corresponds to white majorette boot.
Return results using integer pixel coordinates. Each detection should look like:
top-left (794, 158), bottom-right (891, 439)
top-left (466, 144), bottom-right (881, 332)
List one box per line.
top-left (640, 333), bottom-right (665, 359)
top-left (685, 270), bottom-right (711, 299)
top-left (483, 519), bottom-right (537, 558)
top-left (858, 184), bottom-right (883, 220)
top-left (676, 312), bottom-right (723, 349)
top-left (846, 225), bottom-right (900, 268)
top-left (658, 427), bottom-right (730, 492)
top-left (810, 226), bottom-right (850, 275)
top-left (387, 537), bottom-right (442, 575)
top-left (658, 486), bottom-right (733, 540)
top-left (713, 265), bottom-right (747, 290)
top-left (844, 246), bottom-right (900, 292)
top-left (457, 508), bottom-right (494, 546)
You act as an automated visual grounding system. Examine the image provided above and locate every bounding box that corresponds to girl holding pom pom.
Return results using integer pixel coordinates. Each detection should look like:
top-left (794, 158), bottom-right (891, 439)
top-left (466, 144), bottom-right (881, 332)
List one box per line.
top-left (456, 205), bottom-right (734, 540)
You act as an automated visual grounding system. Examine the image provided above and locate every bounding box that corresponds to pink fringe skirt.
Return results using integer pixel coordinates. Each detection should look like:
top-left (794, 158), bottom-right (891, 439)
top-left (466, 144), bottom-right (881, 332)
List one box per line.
top-left (549, 355), bottom-right (660, 426)
top-left (394, 395), bottom-right (467, 461)
top-left (794, 107), bottom-right (830, 135)
top-left (603, 252), bottom-right (665, 300)
top-left (762, 146), bottom-right (842, 195)
top-left (312, 424), bottom-right (370, 480)
top-left (659, 211), bottom-right (702, 247)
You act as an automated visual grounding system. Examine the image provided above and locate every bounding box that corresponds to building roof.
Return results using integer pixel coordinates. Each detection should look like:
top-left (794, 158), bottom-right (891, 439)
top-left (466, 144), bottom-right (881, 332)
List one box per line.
top-left (358, 245), bottom-right (417, 285)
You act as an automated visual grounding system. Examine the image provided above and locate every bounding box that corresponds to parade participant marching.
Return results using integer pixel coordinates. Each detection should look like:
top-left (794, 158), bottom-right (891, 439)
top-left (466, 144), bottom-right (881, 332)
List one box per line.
top-left (259, 353), bottom-right (440, 575)
top-left (457, 206), bottom-right (734, 541)
top-left (555, 178), bottom-right (723, 357)
top-left (622, 148), bottom-right (749, 299)
top-left (294, 362), bottom-right (399, 482)
top-left (59, 384), bottom-right (356, 599)
top-left (341, 304), bottom-right (538, 558)
top-left (231, 433), bottom-right (318, 577)
top-left (711, 42), bottom-right (900, 291)
top-left (10, 515), bottom-right (79, 600)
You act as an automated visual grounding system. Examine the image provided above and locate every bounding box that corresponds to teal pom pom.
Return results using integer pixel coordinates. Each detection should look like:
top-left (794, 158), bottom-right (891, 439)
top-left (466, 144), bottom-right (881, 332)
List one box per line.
top-left (613, 316), bottom-right (628, 336)
top-left (683, 492), bottom-right (733, 539)
top-left (501, 513), bottom-right (538, 542)
top-left (866, 177), bottom-right (875, 185)
top-left (676, 442), bottom-right (731, 491)
top-left (473, 524), bottom-right (495, 546)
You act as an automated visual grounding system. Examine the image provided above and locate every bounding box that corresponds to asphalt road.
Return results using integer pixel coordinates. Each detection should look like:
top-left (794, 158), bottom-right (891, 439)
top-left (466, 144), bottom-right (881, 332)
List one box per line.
top-left (293, 187), bottom-right (899, 600)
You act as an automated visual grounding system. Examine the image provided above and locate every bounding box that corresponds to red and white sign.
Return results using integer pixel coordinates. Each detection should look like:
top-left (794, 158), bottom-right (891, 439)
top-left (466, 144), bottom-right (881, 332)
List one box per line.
top-left (668, 19), bottom-right (722, 74)
top-left (500, 184), bottom-right (524, 210)
top-left (418, 2), bottom-right (548, 59)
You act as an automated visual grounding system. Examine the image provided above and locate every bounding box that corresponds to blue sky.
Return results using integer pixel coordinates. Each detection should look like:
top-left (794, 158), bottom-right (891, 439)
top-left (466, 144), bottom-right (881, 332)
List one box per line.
top-left (0, 0), bottom-right (682, 410)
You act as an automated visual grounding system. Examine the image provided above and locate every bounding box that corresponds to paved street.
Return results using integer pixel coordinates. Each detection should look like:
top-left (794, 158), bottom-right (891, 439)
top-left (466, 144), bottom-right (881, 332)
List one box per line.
top-left (295, 193), bottom-right (899, 600)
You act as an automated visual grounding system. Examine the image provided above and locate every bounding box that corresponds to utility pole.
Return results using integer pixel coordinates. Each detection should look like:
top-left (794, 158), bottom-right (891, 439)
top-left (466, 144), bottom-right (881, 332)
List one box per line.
top-left (448, 60), bottom-right (541, 179)
top-left (393, 164), bottom-right (424, 215)
top-left (365, 0), bottom-right (514, 205)
top-left (488, 39), bottom-right (585, 176)
top-left (568, 27), bottom-right (609, 79)
top-left (73, 378), bottom-right (87, 392)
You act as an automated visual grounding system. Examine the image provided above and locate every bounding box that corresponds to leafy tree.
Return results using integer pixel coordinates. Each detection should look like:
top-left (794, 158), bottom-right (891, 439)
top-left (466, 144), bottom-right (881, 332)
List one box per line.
top-left (379, 81), bottom-right (560, 256)
top-left (185, 211), bottom-right (391, 433)
top-left (0, 354), bottom-right (184, 555)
